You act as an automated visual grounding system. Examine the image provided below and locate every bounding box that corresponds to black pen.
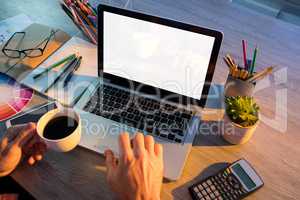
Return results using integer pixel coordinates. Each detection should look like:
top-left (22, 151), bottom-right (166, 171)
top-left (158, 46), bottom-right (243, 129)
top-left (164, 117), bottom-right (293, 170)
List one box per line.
top-left (43, 56), bottom-right (78, 93)
top-left (63, 56), bottom-right (82, 87)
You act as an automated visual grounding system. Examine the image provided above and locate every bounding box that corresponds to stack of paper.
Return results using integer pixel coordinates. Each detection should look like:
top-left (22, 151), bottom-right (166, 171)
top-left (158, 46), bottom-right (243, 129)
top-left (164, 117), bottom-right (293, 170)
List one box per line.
top-left (0, 14), bottom-right (33, 45)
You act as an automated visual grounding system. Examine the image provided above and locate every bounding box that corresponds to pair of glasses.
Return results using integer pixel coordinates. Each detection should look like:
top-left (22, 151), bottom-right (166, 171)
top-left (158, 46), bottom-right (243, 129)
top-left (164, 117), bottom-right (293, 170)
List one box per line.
top-left (1, 29), bottom-right (57, 59)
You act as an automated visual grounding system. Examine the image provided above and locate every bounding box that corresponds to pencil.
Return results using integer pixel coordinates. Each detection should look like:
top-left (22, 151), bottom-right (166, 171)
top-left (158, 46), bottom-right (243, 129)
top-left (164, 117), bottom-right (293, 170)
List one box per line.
top-left (76, 0), bottom-right (92, 16)
top-left (75, 6), bottom-right (97, 35)
top-left (241, 69), bottom-right (249, 80)
top-left (226, 54), bottom-right (235, 66)
top-left (72, 5), bottom-right (97, 44)
top-left (248, 66), bottom-right (273, 83)
top-left (242, 40), bottom-right (247, 69)
top-left (223, 57), bottom-right (233, 68)
top-left (86, 2), bottom-right (97, 15)
top-left (250, 47), bottom-right (258, 74)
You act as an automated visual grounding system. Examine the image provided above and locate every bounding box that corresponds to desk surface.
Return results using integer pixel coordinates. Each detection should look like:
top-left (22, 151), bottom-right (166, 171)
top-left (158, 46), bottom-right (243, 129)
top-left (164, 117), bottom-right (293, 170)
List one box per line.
top-left (1, 0), bottom-right (300, 199)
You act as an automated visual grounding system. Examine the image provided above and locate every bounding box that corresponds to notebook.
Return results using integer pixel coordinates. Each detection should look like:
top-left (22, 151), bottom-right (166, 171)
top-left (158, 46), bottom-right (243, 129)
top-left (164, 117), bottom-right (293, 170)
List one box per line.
top-left (21, 36), bottom-right (98, 106)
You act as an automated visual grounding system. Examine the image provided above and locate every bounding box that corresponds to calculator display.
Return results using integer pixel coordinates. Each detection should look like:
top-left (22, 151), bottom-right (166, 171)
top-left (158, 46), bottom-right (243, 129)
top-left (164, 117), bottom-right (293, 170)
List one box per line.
top-left (232, 163), bottom-right (256, 190)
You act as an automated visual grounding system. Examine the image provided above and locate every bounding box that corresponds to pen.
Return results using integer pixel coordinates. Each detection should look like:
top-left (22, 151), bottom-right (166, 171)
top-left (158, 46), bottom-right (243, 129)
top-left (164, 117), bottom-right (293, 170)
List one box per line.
top-left (33, 54), bottom-right (75, 79)
top-left (63, 56), bottom-right (82, 87)
top-left (44, 57), bottom-right (78, 93)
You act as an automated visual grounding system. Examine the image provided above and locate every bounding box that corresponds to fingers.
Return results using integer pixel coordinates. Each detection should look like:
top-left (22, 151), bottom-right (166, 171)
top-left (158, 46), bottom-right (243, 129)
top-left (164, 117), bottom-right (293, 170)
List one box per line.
top-left (27, 142), bottom-right (47, 165)
top-left (154, 143), bottom-right (163, 158)
top-left (28, 156), bottom-right (36, 165)
top-left (6, 124), bottom-right (28, 142)
top-left (12, 123), bottom-right (36, 147)
top-left (132, 133), bottom-right (145, 157)
top-left (105, 149), bottom-right (117, 171)
top-left (118, 133), bottom-right (133, 160)
top-left (144, 135), bottom-right (154, 154)
top-left (0, 136), bottom-right (8, 152)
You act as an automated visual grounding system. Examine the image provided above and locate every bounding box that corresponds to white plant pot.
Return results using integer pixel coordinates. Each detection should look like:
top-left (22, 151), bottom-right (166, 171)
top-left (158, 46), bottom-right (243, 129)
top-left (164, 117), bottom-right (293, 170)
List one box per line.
top-left (223, 113), bottom-right (259, 145)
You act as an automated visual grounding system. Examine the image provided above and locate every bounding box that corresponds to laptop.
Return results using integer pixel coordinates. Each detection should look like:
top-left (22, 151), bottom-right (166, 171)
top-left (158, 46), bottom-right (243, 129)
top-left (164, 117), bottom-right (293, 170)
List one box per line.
top-left (75, 4), bottom-right (223, 180)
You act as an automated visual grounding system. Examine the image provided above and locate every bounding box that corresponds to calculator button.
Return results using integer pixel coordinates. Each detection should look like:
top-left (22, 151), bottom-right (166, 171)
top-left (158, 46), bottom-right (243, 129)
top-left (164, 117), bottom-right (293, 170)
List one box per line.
top-left (233, 184), bottom-right (240, 190)
top-left (193, 187), bottom-right (199, 193)
top-left (205, 196), bottom-right (210, 200)
top-left (197, 193), bottom-right (203, 198)
top-left (210, 193), bottom-right (215, 198)
top-left (214, 190), bottom-right (220, 196)
top-left (199, 185), bottom-right (204, 190)
top-left (202, 190), bottom-right (207, 195)
top-left (203, 182), bottom-right (208, 187)
top-left (207, 180), bottom-right (212, 185)
top-left (211, 185), bottom-right (216, 191)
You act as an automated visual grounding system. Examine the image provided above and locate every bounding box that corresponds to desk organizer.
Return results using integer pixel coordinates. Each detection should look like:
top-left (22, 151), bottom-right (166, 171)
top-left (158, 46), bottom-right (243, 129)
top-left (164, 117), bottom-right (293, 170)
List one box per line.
top-left (224, 75), bottom-right (256, 97)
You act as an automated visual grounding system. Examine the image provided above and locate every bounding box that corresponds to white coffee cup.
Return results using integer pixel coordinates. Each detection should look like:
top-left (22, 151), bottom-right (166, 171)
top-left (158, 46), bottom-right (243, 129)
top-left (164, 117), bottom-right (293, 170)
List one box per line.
top-left (37, 107), bottom-right (81, 152)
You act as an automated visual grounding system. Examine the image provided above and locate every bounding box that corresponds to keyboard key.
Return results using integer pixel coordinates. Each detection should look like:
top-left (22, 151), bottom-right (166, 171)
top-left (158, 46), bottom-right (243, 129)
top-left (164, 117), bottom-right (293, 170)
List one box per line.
top-left (123, 118), bottom-right (138, 127)
top-left (127, 113), bottom-right (134, 119)
top-left (168, 115), bottom-right (175, 120)
top-left (174, 138), bottom-right (182, 143)
top-left (111, 114), bottom-right (121, 122)
top-left (134, 115), bottom-right (141, 122)
top-left (167, 134), bottom-right (175, 140)
top-left (84, 84), bottom-right (193, 143)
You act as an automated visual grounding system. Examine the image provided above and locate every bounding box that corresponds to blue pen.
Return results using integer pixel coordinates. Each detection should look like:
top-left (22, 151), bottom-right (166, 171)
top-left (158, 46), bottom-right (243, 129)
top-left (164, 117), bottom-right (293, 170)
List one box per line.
top-left (63, 56), bottom-right (82, 87)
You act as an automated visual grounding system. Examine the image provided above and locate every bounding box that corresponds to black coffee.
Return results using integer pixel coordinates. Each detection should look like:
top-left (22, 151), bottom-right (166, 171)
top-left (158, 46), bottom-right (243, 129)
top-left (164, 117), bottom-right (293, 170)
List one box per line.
top-left (43, 116), bottom-right (78, 140)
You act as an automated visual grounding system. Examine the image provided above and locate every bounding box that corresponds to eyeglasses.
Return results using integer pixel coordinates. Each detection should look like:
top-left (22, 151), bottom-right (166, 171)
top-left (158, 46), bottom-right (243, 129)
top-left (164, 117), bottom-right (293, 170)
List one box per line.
top-left (1, 30), bottom-right (56, 59)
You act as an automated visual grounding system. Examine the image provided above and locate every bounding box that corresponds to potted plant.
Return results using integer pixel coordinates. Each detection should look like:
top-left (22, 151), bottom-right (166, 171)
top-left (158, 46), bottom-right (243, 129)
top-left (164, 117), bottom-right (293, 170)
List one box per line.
top-left (223, 96), bottom-right (260, 144)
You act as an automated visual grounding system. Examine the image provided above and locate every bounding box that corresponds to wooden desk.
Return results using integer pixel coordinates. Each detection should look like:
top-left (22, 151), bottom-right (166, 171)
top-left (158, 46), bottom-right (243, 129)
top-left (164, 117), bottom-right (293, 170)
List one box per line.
top-left (1, 0), bottom-right (300, 199)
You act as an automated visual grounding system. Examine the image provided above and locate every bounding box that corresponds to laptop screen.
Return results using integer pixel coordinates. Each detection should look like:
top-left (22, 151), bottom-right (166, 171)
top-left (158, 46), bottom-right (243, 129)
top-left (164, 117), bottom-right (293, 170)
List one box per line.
top-left (103, 11), bottom-right (215, 100)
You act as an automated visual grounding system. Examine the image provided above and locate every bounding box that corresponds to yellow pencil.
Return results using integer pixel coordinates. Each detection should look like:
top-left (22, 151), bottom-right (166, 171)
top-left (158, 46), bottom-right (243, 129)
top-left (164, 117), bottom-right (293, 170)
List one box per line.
top-left (248, 66), bottom-right (274, 83)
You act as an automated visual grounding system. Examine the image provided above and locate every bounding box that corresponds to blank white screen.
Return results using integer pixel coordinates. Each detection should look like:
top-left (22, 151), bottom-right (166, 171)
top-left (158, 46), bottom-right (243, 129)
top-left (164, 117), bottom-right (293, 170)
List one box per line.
top-left (103, 12), bottom-right (215, 100)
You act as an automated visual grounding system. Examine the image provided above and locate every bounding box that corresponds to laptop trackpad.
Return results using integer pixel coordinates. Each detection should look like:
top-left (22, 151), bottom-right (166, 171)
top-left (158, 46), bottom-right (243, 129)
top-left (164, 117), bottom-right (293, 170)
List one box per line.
top-left (78, 110), bottom-right (136, 157)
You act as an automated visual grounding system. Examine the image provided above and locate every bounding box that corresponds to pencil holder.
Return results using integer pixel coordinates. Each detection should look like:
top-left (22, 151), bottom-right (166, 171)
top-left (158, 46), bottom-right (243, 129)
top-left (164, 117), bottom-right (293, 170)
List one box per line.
top-left (224, 75), bottom-right (256, 97)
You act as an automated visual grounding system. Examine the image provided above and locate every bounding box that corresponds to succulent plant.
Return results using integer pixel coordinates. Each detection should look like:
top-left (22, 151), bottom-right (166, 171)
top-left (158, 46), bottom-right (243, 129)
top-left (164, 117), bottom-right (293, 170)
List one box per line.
top-left (225, 96), bottom-right (259, 127)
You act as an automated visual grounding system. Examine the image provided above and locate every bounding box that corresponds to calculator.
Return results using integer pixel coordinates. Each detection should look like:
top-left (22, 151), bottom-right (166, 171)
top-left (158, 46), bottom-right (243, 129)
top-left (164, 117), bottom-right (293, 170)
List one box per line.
top-left (189, 159), bottom-right (264, 200)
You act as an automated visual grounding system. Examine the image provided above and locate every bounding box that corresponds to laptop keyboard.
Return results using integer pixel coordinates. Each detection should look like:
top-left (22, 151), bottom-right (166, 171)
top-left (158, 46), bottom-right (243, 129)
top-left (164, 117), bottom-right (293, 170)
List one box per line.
top-left (83, 85), bottom-right (193, 143)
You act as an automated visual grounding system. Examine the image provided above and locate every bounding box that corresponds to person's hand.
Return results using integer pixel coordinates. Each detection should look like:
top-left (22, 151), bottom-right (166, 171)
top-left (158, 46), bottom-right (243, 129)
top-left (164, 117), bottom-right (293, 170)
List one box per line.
top-left (0, 123), bottom-right (47, 177)
top-left (105, 133), bottom-right (164, 200)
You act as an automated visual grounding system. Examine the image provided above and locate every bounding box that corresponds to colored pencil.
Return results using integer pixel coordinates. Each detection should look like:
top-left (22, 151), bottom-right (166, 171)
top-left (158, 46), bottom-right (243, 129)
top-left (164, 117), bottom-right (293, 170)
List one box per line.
top-left (242, 40), bottom-right (247, 69)
top-left (76, 0), bottom-right (93, 16)
top-left (74, 6), bottom-right (97, 34)
top-left (86, 2), bottom-right (97, 15)
top-left (87, 15), bottom-right (97, 27)
top-left (72, 5), bottom-right (97, 44)
top-left (250, 47), bottom-right (258, 74)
